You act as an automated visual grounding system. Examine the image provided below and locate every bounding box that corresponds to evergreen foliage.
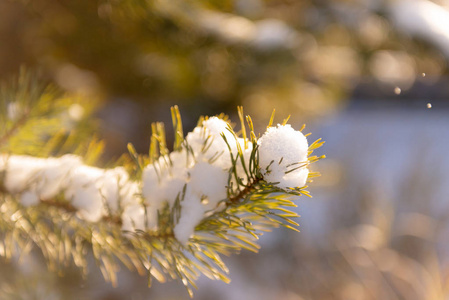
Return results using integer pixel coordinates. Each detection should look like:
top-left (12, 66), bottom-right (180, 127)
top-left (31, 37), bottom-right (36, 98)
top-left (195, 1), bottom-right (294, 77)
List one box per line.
top-left (0, 71), bottom-right (324, 296)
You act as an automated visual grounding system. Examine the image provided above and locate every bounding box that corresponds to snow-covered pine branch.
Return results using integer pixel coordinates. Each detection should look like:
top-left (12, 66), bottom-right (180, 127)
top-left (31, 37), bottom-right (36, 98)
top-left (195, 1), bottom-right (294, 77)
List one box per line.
top-left (0, 74), bottom-right (324, 296)
top-left (0, 115), bottom-right (317, 243)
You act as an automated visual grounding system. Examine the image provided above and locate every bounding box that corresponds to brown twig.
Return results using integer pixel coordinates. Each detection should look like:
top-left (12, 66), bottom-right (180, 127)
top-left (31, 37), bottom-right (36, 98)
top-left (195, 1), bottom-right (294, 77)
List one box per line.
top-left (228, 177), bottom-right (262, 204)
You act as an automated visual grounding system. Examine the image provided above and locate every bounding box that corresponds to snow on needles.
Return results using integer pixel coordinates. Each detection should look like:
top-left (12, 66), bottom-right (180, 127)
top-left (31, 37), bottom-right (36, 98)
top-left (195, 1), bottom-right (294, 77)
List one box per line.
top-left (0, 154), bottom-right (140, 223)
top-left (142, 117), bottom-right (234, 242)
top-left (258, 124), bottom-right (309, 189)
top-left (0, 118), bottom-right (311, 245)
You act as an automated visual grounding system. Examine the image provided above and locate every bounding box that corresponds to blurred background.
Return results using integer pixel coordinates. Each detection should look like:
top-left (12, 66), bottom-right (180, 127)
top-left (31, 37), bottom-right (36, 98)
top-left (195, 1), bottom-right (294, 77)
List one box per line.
top-left (1, 0), bottom-right (449, 299)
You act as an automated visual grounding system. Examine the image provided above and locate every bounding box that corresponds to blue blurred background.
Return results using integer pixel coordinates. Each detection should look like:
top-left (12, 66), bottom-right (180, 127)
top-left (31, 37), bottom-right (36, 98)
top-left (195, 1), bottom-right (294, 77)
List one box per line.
top-left (1, 0), bottom-right (449, 299)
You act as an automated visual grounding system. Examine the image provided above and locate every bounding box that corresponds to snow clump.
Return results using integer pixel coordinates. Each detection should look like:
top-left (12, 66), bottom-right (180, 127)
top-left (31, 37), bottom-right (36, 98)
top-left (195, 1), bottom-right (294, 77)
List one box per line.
top-left (185, 117), bottom-right (238, 168)
top-left (258, 124), bottom-right (309, 189)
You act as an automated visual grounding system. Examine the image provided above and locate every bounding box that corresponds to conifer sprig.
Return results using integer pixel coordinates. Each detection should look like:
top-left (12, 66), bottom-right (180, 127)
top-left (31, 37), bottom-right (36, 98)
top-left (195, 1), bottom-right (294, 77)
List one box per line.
top-left (0, 73), bottom-right (324, 297)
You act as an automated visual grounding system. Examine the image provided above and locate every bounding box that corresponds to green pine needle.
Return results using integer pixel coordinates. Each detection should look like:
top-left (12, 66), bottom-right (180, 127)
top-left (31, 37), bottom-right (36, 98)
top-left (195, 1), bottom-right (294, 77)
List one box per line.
top-left (0, 71), bottom-right (324, 297)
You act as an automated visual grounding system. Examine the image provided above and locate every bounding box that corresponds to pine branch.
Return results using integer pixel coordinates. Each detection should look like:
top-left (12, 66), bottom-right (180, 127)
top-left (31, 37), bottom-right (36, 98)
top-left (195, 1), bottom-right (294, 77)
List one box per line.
top-left (0, 74), bottom-right (324, 297)
top-left (228, 177), bottom-right (262, 204)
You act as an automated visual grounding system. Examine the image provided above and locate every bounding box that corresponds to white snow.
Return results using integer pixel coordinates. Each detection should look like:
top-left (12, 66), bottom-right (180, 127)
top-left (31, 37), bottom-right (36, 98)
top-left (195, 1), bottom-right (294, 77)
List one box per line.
top-left (258, 124), bottom-right (309, 189)
top-left (34, 155), bottom-right (82, 200)
top-left (169, 149), bottom-right (193, 171)
top-left (3, 155), bottom-right (48, 193)
top-left (142, 158), bottom-right (187, 207)
top-left (65, 165), bottom-right (105, 222)
top-left (121, 204), bottom-right (146, 232)
top-left (188, 161), bottom-right (229, 210)
top-left (142, 153), bottom-right (189, 230)
top-left (99, 167), bottom-right (130, 213)
top-left (142, 164), bottom-right (160, 200)
top-left (0, 155), bottom-right (82, 199)
top-left (276, 167), bottom-right (309, 190)
top-left (186, 117), bottom-right (237, 169)
top-left (0, 154), bottom-right (145, 224)
top-left (173, 191), bottom-right (205, 244)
